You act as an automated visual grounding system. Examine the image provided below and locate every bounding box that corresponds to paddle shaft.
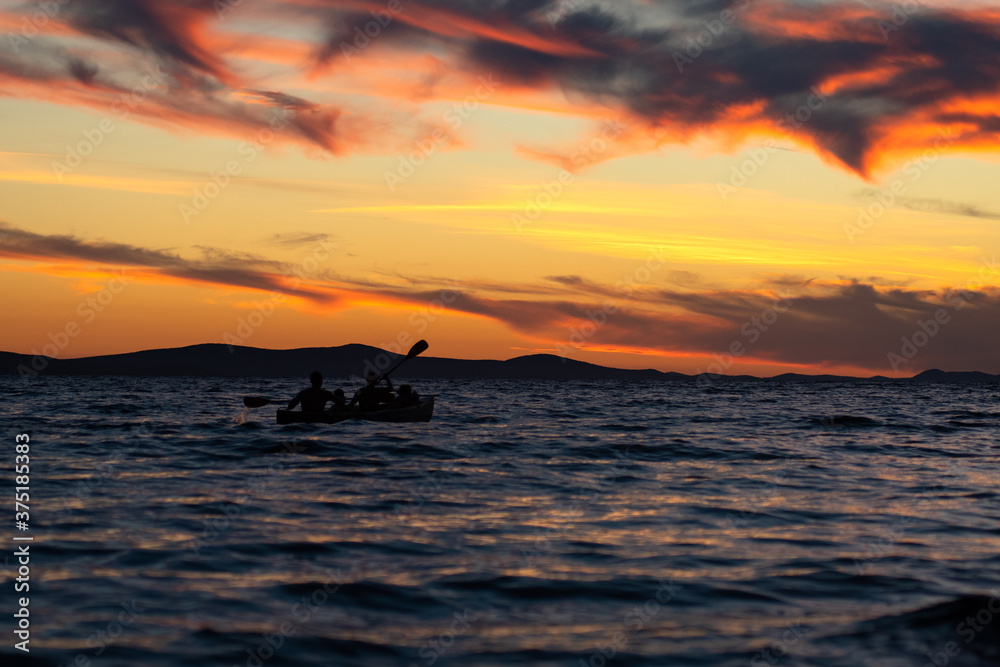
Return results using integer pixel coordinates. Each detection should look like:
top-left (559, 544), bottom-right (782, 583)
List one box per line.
top-left (243, 341), bottom-right (427, 407)
top-left (379, 339), bottom-right (428, 380)
top-left (244, 396), bottom-right (286, 408)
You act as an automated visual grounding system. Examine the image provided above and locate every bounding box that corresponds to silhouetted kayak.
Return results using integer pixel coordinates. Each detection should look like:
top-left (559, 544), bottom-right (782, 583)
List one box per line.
top-left (275, 396), bottom-right (435, 424)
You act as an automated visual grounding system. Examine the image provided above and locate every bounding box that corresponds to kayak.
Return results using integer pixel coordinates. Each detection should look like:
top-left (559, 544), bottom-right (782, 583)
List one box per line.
top-left (275, 396), bottom-right (435, 424)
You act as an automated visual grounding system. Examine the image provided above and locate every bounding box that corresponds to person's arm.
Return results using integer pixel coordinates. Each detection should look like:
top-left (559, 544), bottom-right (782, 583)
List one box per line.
top-left (287, 391), bottom-right (302, 410)
top-left (348, 390), bottom-right (360, 407)
top-left (384, 376), bottom-right (394, 392)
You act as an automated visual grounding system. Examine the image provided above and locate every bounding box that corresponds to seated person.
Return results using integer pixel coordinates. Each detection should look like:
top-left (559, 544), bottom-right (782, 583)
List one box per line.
top-left (330, 388), bottom-right (347, 410)
top-left (287, 371), bottom-right (337, 413)
top-left (392, 384), bottom-right (421, 407)
top-left (349, 370), bottom-right (394, 410)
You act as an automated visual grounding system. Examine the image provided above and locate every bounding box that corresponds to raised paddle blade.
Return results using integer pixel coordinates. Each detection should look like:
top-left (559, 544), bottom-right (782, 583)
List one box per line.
top-left (382, 340), bottom-right (429, 380)
top-left (243, 396), bottom-right (274, 408)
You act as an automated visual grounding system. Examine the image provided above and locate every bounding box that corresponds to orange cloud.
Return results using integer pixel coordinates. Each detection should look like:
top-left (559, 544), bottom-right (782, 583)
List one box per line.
top-left (4, 1), bottom-right (1000, 179)
top-left (6, 222), bottom-right (1000, 373)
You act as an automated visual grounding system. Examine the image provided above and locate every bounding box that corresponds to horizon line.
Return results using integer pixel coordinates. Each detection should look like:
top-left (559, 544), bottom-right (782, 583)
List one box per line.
top-left (1, 342), bottom-right (996, 381)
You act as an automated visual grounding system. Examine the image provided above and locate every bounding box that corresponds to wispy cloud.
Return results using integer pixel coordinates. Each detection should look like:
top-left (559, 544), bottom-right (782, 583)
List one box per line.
top-left (295, 0), bottom-right (1000, 175)
top-left (0, 222), bottom-right (335, 302)
top-left (5, 222), bottom-right (999, 371)
top-left (265, 232), bottom-right (335, 248)
top-left (897, 197), bottom-right (1000, 220)
top-left (64, 0), bottom-right (234, 83)
top-left (1, 1), bottom-right (999, 174)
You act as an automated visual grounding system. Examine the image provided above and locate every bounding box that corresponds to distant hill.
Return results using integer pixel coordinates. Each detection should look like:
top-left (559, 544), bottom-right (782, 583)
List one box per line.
top-left (1, 344), bottom-right (999, 382)
top-left (0, 344), bottom-right (673, 381)
top-left (911, 369), bottom-right (1000, 383)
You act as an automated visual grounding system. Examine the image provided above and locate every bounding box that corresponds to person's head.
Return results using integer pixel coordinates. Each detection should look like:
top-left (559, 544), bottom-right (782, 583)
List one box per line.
top-left (333, 388), bottom-right (345, 402)
top-left (366, 370), bottom-right (379, 386)
top-left (398, 384), bottom-right (412, 396)
top-left (310, 370), bottom-right (323, 388)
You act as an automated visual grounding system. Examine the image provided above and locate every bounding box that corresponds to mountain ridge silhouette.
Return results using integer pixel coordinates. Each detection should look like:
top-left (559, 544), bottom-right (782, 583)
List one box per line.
top-left (2, 344), bottom-right (997, 381)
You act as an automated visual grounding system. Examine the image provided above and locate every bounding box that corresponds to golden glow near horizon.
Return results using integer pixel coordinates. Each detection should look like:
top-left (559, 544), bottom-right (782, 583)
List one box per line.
top-left (2, 0), bottom-right (1000, 376)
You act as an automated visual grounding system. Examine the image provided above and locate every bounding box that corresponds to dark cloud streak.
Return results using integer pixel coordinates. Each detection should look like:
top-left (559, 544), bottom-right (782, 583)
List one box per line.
top-left (65, 0), bottom-right (232, 82)
top-left (6, 221), bottom-right (1000, 371)
top-left (5, 1), bottom-right (1000, 171)
top-left (0, 223), bottom-right (334, 302)
top-left (300, 0), bottom-right (1000, 175)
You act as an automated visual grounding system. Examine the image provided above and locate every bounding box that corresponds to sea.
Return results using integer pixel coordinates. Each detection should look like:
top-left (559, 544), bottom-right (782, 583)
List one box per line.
top-left (2, 376), bottom-right (999, 667)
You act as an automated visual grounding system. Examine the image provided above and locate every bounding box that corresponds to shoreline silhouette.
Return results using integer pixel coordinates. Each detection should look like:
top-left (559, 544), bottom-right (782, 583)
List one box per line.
top-left (3, 343), bottom-right (996, 382)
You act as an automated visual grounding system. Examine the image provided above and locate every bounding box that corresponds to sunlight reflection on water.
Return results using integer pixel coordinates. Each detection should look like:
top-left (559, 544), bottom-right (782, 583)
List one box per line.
top-left (2, 376), bottom-right (999, 666)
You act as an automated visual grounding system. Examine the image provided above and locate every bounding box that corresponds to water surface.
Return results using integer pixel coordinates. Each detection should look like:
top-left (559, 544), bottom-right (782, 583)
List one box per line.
top-left (2, 377), bottom-right (999, 666)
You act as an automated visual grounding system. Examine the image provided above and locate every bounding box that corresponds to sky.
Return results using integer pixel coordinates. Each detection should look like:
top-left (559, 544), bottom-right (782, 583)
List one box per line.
top-left (1, 0), bottom-right (1000, 377)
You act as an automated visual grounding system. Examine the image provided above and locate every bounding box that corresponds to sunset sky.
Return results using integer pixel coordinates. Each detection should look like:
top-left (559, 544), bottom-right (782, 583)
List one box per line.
top-left (2, 0), bottom-right (1000, 376)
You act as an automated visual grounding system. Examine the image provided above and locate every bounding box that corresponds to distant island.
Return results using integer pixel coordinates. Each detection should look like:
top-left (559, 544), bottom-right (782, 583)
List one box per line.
top-left (1, 343), bottom-right (997, 382)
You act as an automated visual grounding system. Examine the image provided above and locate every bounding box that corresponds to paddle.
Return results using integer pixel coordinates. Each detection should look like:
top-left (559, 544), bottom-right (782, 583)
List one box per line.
top-left (243, 396), bottom-right (286, 408)
top-left (242, 341), bottom-right (427, 408)
top-left (380, 339), bottom-right (428, 381)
